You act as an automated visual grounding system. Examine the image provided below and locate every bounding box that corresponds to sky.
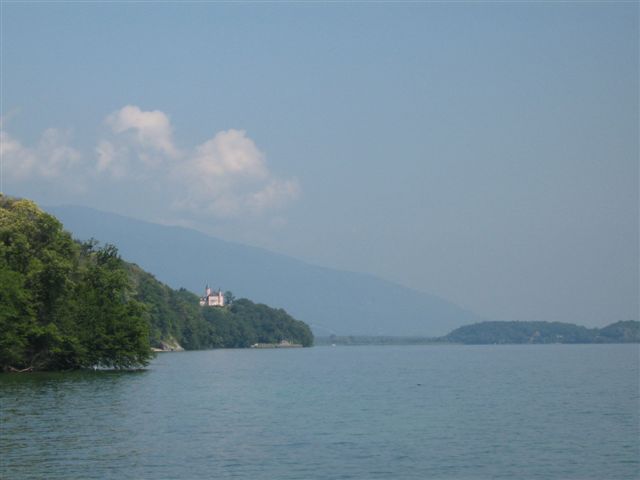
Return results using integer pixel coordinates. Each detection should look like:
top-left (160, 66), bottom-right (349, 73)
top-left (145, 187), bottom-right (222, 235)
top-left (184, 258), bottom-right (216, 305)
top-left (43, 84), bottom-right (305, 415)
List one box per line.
top-left (1, 2), bottom-right (638, 327)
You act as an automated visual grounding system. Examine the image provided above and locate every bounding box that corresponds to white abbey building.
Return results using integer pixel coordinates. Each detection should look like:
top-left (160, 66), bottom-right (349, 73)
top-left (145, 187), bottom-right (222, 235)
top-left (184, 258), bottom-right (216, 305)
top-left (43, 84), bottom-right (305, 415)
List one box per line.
top-left (199, 286), bottom-right (225, 307)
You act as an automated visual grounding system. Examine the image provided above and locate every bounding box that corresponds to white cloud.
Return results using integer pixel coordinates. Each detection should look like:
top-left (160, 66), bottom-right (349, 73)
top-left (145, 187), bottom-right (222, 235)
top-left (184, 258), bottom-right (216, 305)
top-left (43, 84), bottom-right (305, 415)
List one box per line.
top-left (38, 129), bottom-right (82, 177)
top-left (95, 140), bottom-right (130, 178)
top-left (2, 106), bottom-right (299, 219)
top-left (248, 179), bottom-right (300, 213)
top-left (99, 107), bottom-right (299, 217)
top-left (1, 128), bottom-right (81, 180)
top-left (191, 129), bottom-right (268, 179)
top-left (96, 106), bottom-right (180, 177)
top-left (0, 130), bottom-right (36, 180)
top-left (173, 128), bottom-right (299, 217)
top-left (106, 105), bottom-right (178, 159)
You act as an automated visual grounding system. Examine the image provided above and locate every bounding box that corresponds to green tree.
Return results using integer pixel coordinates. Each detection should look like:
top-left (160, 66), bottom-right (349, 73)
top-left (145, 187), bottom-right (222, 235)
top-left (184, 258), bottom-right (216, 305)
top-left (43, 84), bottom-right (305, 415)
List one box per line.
top-left (72, 244), bottom-right (152, 369)
top-left (0, 196), bottom-right (153, 371)
top-left (224, 291), bottom-right (236, 305)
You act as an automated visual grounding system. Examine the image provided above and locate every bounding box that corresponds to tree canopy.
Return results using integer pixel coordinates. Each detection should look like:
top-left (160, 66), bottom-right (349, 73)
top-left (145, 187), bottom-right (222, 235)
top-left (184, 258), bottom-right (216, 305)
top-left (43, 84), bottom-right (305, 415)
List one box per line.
top-left (0, 195), bottom-right (151, 371)
top-left (130, 266), bottom-right (313, 349)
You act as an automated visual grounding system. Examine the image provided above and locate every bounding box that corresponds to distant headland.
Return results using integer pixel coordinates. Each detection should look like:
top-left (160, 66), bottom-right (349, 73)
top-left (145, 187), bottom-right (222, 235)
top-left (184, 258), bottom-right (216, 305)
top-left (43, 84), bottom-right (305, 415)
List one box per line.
top-left (317, 320), bottom-right (639, 346)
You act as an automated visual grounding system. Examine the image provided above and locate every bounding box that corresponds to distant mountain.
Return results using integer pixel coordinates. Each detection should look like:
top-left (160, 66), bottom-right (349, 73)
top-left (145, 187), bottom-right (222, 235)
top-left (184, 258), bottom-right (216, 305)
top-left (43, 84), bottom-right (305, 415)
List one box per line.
top-left (444, 320), bottom-right (640, 344)
top-left (47, 205), bottom-right (488, 336)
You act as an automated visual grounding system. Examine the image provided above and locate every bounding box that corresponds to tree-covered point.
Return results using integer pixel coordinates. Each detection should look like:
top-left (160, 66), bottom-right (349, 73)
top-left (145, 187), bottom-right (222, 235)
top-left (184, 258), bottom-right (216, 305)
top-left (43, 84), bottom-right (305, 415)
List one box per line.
top-left (129, 264), bottom-right (313, 349)
top-left (444, 320), bottom-right (639, 345)
top-left (0, 196), bottom-right (313, 372)
top-left (0, 196), bottom-right (151, 371)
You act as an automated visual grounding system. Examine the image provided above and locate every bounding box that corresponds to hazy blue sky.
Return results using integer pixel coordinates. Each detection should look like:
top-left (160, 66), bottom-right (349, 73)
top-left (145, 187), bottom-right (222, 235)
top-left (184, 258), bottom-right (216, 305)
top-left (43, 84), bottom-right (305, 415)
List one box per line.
top-left (1, 2), bottom-right (637, 326)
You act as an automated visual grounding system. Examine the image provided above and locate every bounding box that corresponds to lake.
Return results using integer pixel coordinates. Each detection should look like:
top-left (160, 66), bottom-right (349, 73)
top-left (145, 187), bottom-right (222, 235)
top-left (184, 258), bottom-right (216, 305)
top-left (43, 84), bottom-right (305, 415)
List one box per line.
top-left (1, 344), bottom-right (638, 479)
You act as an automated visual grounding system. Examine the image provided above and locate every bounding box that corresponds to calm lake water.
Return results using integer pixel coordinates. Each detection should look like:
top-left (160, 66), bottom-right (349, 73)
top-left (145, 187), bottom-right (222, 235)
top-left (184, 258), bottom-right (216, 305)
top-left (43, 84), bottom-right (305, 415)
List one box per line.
top-left (1, 344), bottom-right (638, 479)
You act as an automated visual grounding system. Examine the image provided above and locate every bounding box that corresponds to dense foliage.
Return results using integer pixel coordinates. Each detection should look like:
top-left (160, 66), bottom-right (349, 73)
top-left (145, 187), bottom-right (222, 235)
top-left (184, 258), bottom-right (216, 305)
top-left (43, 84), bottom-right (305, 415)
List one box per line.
top-left (0, 196), bottom-right (151, 371)
top-left (597, 320), bottom-right (640, 343)
top-left (444, 320), bottom-right (639, 344)
top-left (0, 196), bottom-right (313, 371)
top-left (130, 265), bottom-right (313, 349)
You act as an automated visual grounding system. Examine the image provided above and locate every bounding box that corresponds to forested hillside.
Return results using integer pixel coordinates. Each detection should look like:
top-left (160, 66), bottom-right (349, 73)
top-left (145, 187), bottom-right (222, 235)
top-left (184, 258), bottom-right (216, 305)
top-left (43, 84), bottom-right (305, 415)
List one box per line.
top-left (444, 320), bottom-right (639, 344)
top-left (0, 196), bottom-right (312, 371)
top-left (0, 196), bottom-right (151, 371)
top-left (129, 264), bottom-right (313, 349)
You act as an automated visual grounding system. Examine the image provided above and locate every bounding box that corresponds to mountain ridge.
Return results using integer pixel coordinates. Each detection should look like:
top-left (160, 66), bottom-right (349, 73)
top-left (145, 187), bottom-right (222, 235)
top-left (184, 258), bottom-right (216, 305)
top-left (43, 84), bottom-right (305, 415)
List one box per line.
top-left (47, 204), bottom-right (489, 336)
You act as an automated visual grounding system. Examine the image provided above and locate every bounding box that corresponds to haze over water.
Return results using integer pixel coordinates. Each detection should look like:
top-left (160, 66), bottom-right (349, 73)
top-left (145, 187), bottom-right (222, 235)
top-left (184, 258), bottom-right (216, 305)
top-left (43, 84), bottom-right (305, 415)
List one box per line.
top-left (2, 344), bottom-right (638, 479)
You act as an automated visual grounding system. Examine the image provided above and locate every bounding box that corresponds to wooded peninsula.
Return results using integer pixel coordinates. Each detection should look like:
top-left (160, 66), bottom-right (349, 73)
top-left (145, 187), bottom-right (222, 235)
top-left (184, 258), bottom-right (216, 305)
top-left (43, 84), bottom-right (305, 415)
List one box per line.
top-left (317, 320), bottom-right (639, 346)
top-left (0, 196), bottom-right (313, 372)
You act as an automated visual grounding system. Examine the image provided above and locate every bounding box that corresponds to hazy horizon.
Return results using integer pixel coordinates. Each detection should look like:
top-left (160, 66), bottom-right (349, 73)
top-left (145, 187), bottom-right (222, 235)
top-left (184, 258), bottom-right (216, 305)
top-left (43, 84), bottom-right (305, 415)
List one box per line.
top-left (2, 3), bottom-right (638, 327)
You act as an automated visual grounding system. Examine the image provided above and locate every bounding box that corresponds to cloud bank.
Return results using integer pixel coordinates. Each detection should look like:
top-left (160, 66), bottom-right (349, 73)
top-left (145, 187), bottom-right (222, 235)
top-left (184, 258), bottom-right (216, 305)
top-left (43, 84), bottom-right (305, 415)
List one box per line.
top-left (176, 128), bottom-right (300, 217)
top-left (1, 106), bottom-right (299, 218)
